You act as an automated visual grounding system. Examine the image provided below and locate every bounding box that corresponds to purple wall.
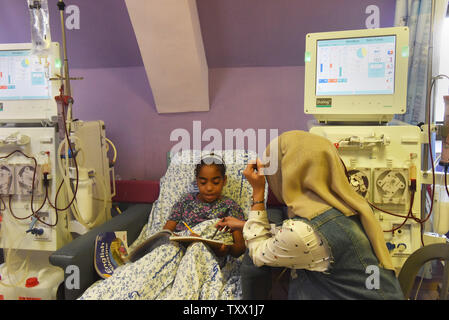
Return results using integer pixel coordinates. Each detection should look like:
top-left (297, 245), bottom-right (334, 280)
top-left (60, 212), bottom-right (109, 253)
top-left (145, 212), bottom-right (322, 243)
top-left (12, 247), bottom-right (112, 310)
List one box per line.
top-left (197, 0), bottom-right (396, 67)
top-left (0, 0), bottom-right (396, 180)
top-left (71, 66), bottom-right (309, 180)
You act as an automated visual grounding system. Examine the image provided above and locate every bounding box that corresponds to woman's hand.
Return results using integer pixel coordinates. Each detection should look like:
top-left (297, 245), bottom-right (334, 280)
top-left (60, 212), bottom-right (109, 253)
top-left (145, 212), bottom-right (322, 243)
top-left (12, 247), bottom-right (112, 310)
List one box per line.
top-left (243, 159), bottom-right (266, 201)
top-left (210, 222), bottom-right (246, 258)
top-left (215, 216), bottom-right (246, 232)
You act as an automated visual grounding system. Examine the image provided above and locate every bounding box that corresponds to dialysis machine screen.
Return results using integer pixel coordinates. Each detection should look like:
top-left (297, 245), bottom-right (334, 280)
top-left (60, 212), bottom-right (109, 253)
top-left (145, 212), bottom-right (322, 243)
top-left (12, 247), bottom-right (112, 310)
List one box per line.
top-left (316, 36), bottom-right (396, 96)
top-left (304, 27), bottom-right (409, 123)
top-left (0, 50), bottom-right (50, 100)
top-left (0, 43), bottom-right (61, 124)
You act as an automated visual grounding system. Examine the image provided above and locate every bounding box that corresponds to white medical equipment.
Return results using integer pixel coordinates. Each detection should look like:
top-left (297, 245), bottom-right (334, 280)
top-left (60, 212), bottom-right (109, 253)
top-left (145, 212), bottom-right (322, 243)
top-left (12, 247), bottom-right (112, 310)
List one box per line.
top-left (304, 26), bottom-right (448, 271)
top-left (0, 42), bottom-right (60, 124)
top-left (304, 27), bottom-right (409, 124)
top-left (0, 41), bottom-right (67, 300)
top-left (309, 124), bottom-right (423, 270)
top-left (0, 0), bottom-right (115, 300)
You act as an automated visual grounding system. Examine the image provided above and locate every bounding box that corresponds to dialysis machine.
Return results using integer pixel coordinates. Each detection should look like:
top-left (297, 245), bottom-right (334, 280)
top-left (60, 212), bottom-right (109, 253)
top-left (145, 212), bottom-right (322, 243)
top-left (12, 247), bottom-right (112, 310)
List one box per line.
top-left (304, 26), bottom-right (447, 272)
top-left (0, 41), bottom-right (114, 299)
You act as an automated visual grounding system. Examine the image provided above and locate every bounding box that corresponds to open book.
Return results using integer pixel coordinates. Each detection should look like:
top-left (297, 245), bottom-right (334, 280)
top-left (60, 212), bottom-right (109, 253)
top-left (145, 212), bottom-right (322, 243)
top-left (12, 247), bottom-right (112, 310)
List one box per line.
top-left (126, 229), bottom-right (174, 263)
top-left (94, 229), bottom-right (226, 278)
top-left (169, 235), bottom-right (225, 246)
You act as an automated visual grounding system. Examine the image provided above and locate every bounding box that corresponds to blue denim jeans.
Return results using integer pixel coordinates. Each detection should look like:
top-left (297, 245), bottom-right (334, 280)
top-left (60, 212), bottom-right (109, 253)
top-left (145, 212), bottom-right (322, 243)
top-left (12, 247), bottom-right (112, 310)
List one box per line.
top-left (240, 208), bottom-right (286, 299)
top-left (288, 208), bottom-right (404, 300)
top-left (240, 249), bottom-right (273, 299)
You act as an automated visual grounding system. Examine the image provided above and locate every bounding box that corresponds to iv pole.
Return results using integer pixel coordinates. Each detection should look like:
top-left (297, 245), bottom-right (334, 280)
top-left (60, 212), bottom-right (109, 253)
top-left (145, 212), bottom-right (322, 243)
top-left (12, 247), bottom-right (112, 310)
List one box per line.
top-left (55, 0), bottom-right (73, 129)
top-left (421, 0), bottom-right (436, 227)
top-left (53, 0), bottom-right (81, 229)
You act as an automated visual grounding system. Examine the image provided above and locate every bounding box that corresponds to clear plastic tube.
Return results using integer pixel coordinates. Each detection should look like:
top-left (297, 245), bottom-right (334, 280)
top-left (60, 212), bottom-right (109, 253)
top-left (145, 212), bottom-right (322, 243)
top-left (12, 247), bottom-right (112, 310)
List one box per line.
top-left (57, 137), bottom-right (107, 229)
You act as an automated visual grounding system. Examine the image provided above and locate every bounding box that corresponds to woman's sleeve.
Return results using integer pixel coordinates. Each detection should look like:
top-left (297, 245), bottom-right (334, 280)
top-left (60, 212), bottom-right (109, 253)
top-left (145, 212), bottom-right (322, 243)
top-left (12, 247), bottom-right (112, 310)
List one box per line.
top-left (243, 210), bottom-right (330, 270)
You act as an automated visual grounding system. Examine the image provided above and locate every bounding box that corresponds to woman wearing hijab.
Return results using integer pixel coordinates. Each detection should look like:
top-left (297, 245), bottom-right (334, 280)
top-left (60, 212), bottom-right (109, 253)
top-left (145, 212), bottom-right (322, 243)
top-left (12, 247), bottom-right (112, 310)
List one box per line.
top-left (216, 130), bottom-right (404, 300)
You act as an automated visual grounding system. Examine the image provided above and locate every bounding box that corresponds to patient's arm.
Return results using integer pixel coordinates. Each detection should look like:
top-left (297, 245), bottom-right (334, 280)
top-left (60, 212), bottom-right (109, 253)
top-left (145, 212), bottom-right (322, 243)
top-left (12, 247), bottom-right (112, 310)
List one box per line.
top-left (229, 229), bottom-right (246, 258)
top-left (206, 230), bottom-right (244, 258)
top-left (209, 242), bottom-right (230, 257)
top-left (163, 219), bottom-right (200, 237)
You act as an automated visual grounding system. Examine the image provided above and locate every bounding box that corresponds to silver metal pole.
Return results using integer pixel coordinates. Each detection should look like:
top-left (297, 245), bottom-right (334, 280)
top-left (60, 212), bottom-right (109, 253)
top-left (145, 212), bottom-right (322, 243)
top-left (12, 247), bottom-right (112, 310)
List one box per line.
top-left (421, 0), bottom-right (436, 223)
top-left (57, 0), bottom-right (73, 124)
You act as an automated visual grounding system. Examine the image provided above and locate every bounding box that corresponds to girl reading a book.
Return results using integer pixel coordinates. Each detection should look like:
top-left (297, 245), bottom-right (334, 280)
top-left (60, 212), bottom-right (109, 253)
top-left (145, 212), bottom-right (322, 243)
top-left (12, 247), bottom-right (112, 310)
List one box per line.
top-left (79, 154), bottom-right (247, 300)
top-left (163, 153), bottom-right (246, 257)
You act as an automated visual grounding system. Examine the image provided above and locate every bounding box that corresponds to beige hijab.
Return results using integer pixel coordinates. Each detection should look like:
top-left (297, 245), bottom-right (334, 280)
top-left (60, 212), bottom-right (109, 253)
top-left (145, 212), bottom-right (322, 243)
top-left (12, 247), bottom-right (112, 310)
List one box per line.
top-left (264, 130), bottom-right (394, 270)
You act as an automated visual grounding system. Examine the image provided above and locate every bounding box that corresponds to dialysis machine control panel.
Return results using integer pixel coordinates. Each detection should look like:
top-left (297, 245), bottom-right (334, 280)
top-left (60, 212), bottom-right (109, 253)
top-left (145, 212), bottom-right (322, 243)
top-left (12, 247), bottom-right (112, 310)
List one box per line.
top-left (310, 125), bottom-right (422, 270)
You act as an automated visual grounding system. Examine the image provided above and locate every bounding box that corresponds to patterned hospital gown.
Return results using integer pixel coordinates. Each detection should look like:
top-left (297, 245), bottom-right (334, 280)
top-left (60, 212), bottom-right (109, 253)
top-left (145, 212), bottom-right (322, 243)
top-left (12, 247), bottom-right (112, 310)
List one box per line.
top-left (168, 192), bottom-right (245, 232)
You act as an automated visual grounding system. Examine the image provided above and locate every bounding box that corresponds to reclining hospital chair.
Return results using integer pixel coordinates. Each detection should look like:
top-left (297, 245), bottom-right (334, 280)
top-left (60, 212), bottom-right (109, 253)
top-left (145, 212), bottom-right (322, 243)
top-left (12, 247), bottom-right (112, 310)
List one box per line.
top-left (49, 150), bottom-right (286, 300)
top-left (398, 243), bottom-right (449, 300)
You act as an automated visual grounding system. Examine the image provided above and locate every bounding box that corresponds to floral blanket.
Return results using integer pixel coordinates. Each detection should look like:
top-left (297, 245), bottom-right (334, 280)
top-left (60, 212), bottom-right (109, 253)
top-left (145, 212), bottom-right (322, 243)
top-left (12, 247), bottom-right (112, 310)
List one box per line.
top-left (79, 150), bottom-right (266, 300)
top-left (79, 219), bottom-right (242, 300)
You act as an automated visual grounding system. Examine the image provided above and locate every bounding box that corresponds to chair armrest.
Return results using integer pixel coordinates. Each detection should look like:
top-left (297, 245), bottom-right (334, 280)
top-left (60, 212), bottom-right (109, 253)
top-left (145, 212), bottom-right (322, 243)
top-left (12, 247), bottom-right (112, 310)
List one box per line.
top-left (49, 203), bottom-right (152, 300)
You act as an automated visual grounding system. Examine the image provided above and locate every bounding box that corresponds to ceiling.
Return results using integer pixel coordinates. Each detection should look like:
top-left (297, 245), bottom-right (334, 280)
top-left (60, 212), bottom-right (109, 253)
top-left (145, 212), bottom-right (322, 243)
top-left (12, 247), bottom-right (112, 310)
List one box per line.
top-left (0, 0), bottom-right (396, 113)
top-left (0, 0), bottom-right (396, 69)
